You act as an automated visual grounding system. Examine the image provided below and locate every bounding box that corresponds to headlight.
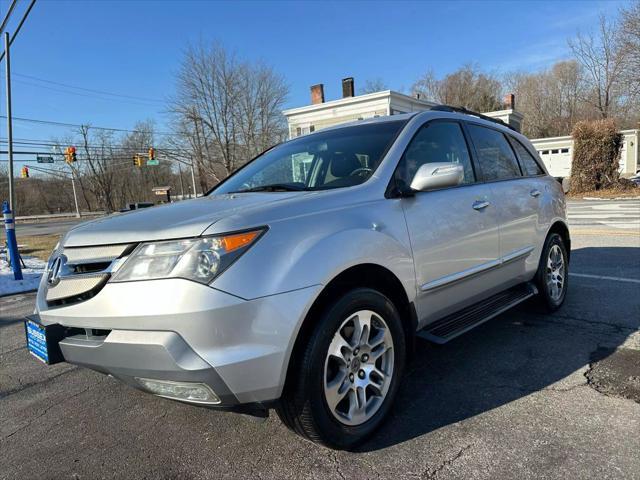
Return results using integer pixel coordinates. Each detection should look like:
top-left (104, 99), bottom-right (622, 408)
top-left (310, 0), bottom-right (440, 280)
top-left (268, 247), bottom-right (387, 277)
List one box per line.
top-left (110, 228), bottom-right (265, 284)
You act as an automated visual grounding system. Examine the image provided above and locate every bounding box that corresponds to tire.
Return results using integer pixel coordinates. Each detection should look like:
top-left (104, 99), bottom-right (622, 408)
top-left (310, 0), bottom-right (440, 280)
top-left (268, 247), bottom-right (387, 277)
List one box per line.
top-left (276, 288), bottom-right (406, 450)
top-left (534, 232), bottom-right (569, 312)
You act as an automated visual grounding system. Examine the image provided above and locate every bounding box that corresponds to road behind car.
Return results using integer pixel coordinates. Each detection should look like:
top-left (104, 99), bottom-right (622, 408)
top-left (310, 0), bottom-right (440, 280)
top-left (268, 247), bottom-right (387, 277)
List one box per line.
top-left (1, 204), bottom-right (639, 479)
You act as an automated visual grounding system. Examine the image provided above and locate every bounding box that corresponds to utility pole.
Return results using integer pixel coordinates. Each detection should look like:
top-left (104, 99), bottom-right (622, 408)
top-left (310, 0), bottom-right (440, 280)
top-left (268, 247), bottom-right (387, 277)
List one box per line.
top-left (177, 162), bottom-right (185, 199)
top-left (70, 169), bottom-right (81, 218)
top-left (190, 158), bottom-right (197, 198)
top-left (4, 32), bottom-right (15, 211)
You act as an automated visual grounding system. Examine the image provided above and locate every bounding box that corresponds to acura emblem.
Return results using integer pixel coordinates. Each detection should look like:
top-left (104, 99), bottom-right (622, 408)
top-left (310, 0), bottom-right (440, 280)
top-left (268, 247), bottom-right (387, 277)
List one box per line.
top-left (47, 255), bottom-right (67, 286)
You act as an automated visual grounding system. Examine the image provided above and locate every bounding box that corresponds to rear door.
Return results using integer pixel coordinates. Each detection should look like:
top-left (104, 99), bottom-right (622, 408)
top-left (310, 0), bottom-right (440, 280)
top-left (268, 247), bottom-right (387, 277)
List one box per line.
top-left (465, 124), bottom-right (543, 287)
top-left (396, 120), bottom-right (501, 327)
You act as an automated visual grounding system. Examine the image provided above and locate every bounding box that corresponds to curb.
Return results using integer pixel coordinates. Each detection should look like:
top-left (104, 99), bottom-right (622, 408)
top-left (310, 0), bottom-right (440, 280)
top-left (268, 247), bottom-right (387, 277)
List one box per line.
top-left (0, 288), bottom-right (38, 299)
top-left (582, 196), bottom-right (640, 201)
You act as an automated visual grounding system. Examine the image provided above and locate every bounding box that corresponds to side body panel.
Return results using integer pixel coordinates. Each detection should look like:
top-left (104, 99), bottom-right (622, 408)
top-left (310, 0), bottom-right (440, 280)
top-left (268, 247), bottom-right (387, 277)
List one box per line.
top-left (401, 184), bottom-right (501, 327)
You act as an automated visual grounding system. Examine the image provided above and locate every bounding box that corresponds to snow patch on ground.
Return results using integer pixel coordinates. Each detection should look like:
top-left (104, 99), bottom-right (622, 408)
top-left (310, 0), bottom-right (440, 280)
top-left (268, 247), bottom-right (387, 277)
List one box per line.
top-left (0, 255), bottom-right (46, 296)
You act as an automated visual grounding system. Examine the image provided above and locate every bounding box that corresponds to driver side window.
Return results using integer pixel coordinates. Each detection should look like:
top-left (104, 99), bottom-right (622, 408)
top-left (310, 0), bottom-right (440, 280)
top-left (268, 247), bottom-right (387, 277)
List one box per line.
top-left (395, 122), bottom-right (475, 187)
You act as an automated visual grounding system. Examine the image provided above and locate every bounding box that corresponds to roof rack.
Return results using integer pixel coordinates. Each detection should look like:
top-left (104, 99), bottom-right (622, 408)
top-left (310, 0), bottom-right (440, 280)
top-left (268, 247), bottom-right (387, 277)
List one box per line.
top-left (430, 104), bottom-right (517, 132)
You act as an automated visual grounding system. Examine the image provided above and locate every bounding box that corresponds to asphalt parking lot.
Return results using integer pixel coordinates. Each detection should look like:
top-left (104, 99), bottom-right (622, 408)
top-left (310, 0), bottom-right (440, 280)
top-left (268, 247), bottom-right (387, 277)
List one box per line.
top-left (1, 201), bottom-right (639, 479)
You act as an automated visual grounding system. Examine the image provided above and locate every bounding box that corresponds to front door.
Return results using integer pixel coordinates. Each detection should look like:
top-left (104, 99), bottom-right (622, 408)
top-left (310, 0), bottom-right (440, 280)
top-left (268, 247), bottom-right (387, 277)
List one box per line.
top-left (395, 120), bottom-right (501, 327)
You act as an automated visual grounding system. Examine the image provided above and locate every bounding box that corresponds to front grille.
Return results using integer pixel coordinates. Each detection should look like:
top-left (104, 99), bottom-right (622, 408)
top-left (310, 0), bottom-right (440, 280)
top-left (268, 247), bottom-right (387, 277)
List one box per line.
top-left (44, 243), bottom-right (135, 306)
top-left (45, 274), bottom-right (109, 302)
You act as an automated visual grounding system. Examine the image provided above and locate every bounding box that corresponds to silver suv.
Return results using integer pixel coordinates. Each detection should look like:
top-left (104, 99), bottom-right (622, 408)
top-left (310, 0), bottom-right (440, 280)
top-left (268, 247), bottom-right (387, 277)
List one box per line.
top-left (27, 108), bottom-right (570, 449)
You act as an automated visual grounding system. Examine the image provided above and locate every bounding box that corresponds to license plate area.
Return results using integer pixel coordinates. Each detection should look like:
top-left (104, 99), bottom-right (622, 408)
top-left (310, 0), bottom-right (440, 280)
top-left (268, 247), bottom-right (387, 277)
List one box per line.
top-left (24, 316), bottom-right (66, 365)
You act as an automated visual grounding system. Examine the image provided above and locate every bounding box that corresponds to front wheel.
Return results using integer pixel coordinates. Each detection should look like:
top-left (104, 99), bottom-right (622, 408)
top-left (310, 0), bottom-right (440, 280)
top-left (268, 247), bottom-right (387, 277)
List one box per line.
top-left (276, 288), bottom-right (406, 450)
top-left (534, 232), bottom-right (569, 312)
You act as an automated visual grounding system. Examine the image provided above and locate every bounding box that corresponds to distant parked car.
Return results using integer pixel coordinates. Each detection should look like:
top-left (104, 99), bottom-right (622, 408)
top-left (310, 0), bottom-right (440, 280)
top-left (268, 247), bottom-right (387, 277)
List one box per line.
top-left (26, 106), bottom-right (570, 449)
top-left (630, 173), bottom-right (640, 187)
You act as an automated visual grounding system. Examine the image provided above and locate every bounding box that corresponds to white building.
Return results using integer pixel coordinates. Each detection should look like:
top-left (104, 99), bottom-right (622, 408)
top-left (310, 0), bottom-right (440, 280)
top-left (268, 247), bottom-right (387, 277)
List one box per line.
top-left (530, 130), bottom-right (639, 177)
top-left (283, 79), bottom-right (639, 178)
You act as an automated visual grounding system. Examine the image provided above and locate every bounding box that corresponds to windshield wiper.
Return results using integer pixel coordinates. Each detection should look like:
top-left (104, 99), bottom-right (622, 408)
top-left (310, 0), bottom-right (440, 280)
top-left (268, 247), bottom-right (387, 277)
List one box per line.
top-left (230, 183), bottom-right (307, 193)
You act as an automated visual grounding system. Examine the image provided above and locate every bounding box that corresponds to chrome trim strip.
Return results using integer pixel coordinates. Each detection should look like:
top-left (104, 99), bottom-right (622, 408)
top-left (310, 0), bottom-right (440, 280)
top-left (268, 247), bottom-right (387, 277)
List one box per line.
top-left (420, 259), bottom-right (501, 292)
top-left (420, 246), bottom-right (535, 292)
top-left (501, 246), bottom-right (535, 265)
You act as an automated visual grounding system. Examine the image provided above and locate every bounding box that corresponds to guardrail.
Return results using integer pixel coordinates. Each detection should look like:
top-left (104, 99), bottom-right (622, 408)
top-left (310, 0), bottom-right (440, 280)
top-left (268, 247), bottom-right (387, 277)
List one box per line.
top-left (16, 212), bottom-right (106, 221)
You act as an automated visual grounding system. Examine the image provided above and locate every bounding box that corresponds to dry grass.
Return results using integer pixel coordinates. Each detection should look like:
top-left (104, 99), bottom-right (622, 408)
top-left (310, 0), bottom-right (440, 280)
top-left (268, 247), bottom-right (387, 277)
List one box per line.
top-left (14, 234), bottom-right (60, 261)
top-left (567, 188), bottom-right (640, 199)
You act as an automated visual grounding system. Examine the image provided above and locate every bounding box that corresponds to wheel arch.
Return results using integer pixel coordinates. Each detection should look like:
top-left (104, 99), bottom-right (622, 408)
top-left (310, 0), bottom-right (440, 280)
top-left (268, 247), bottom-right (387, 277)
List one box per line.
top-left (281, 263), bottom-right (417, 395)
top-left (547, 220), bottom-right (571, 262)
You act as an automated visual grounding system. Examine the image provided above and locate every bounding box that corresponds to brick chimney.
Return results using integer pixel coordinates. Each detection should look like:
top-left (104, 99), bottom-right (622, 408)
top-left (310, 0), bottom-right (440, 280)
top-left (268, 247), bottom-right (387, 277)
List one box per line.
top-left (504, 93), bottom-right (515, 110)
top-left (342, 77), bottom-right (355, 98)
top-left (310, 84), bottom-right (325, 105)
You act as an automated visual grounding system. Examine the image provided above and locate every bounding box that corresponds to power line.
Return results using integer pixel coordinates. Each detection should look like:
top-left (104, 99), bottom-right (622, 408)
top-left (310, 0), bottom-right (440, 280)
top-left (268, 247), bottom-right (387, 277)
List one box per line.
top-left (0, 0), bottom-right (18, 36)
top-left (12, 72), bottom-right (165, 104)
top-left (10, 77), bottom-right (165, 107)
top-left (0, 137), bottom-right (183, 152)
top-left (0, 0), bottom-right (37, 63)
top-left (0, 114), bottom-right (181, 137)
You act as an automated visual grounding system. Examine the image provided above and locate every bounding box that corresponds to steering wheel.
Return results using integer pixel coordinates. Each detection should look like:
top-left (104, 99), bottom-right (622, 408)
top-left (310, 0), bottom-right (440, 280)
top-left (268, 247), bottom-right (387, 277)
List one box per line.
top-left (349, 167), bottom-right (373, 176)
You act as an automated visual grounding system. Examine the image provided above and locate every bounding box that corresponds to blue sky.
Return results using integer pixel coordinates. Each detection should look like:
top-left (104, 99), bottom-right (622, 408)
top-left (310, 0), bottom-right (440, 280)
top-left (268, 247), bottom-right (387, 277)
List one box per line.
top-left (0, 0), bottom-right (630, 161)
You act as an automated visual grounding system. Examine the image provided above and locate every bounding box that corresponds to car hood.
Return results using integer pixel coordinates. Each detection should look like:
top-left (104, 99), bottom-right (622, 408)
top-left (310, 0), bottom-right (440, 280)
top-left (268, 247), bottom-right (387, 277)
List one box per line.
top-left (62, 193), bottom-right (303, 247)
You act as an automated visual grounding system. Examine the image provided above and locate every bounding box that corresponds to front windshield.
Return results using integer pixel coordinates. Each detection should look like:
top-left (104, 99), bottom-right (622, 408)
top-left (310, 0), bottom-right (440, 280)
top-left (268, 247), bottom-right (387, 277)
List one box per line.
top-left (212, 120), bottom-right (407, 194)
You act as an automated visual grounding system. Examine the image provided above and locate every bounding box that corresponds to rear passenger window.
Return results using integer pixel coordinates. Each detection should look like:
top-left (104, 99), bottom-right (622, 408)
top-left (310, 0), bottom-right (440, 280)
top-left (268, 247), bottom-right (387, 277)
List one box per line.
top-left (396, 121), bottom-right (475, 187)
top-left (510, 138), bottom-right (545, 176)
top-left (467, 125), bottom-right (521, 181)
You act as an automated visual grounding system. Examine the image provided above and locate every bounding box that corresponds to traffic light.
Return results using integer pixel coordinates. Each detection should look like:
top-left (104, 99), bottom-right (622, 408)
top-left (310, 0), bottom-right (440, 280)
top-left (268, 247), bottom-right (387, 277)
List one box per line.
top-left (133, 155), bottom-right (142, 167)
top-left (65, 146), bottom-right (77, 164)
top-left (20, 166), bottom-right (29, 178)
top-left (148, 147), bottom-right (155, 161)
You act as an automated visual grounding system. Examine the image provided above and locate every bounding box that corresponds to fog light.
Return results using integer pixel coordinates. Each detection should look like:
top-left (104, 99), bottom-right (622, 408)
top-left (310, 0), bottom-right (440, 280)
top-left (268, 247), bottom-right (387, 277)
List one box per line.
top-left (135, 378), bottom-right (221, 404)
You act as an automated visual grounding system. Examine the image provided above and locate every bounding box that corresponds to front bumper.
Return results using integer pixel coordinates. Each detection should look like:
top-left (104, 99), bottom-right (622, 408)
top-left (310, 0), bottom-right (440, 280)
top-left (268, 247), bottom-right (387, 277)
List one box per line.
top-left (35, 278), bottom-right (321, 406)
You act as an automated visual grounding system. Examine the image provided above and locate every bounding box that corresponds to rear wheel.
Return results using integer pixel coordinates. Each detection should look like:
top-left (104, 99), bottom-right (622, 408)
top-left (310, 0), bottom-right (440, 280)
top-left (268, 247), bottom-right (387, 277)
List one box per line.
top-left (277, 288), bottom-right (405, 450)
top-left (535, 233), bottom-right (569, 311)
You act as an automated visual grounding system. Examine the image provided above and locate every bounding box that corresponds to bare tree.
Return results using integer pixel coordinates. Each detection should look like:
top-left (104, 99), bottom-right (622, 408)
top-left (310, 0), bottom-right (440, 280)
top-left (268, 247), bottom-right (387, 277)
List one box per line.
top-left (412, 64), bottom-right (503, 112)
top-left (568, 15), bottom-right (628, 119)
top-left (505, 60), bottom-right (587, 137)
top-left (620, 1), bottom-right (640, 101)
top-left (170, 42), bottom-right (289, 190)
top-left (359, 78), bottom-right (389, 94)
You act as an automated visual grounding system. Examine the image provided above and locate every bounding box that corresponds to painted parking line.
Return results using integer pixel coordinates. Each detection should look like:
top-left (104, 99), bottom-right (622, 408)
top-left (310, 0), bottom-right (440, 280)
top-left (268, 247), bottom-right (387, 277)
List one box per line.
top-left (569, 273), bottom-right (640, 284)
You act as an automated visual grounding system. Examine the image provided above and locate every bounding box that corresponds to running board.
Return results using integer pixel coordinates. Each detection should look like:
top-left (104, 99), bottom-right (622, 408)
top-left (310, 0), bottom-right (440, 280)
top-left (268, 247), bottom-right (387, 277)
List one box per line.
top-left (417, 283), bottom-right (538, 344)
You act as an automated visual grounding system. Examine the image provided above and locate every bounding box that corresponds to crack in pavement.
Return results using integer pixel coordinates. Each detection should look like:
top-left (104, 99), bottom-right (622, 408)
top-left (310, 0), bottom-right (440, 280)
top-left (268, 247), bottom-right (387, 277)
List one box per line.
top-left (418, 444), bottom-right (473, 479)
top-left (0, 366), bottom-right (78, 399)
top-left (331, 451), bottom-right (347, 480)
top-left (0, 344), bottom-right (27, 356)
top-left (2, 376), bottom-right (106, 440)
top-left (527, 312), bottom-right (637, 335)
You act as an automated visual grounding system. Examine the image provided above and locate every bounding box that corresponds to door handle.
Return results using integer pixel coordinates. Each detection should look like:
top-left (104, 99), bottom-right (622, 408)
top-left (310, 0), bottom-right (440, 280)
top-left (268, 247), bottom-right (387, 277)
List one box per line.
top-left (472, 200), bottom-right (490, 210)
top-left (530, 189), bottom-right (541, 198)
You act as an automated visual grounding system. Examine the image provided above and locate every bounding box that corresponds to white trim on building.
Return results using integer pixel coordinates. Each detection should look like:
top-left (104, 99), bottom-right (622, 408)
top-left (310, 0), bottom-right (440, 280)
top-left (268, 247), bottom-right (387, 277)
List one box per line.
top-left (283, 90), bottom-right (437, 139)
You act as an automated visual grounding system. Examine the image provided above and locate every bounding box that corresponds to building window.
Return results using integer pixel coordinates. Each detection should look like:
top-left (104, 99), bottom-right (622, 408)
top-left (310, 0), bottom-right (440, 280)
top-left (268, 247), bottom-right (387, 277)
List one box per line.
top-left (309, 125), bottom-right (315, 133)
top-left (560, 148), bottom-right (569, 153)
top-left (296, 127), bottom-right (302, 137)
top-left (551, 149), bottom-right (559, 154)
top-left (541, 150), bottom-right (549, 155)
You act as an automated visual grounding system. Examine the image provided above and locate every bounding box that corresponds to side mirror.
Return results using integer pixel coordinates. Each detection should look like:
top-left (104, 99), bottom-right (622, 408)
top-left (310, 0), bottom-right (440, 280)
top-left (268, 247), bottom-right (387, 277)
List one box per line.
top-left (410, 162), bottom-right (464, 192)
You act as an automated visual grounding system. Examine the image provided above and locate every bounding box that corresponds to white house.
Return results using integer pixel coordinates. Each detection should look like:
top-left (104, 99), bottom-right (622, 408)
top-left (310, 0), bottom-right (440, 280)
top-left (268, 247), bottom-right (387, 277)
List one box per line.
top-left (283, 78), bottom-right (639, 178)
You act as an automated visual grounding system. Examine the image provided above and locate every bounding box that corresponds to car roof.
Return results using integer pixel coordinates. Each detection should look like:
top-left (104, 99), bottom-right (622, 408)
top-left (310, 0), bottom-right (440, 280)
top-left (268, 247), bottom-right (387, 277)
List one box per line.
top-left (296, 107), bottom-right (534, 146)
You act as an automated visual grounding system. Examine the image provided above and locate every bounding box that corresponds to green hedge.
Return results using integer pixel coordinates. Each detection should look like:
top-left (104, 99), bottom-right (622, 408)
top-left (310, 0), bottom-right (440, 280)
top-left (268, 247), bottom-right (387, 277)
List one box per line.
top-left (571, 119), bottom-right (624, 193)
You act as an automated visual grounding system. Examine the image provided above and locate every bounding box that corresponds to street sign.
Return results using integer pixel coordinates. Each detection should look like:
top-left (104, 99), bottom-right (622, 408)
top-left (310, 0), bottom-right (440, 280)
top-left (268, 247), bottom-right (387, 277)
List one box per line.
top-left (36, 155), bottom-right (54, 163)
top-left (147, 159), bottom-right (159, 166)
top-left (152, 186), bottom-right (171, 195)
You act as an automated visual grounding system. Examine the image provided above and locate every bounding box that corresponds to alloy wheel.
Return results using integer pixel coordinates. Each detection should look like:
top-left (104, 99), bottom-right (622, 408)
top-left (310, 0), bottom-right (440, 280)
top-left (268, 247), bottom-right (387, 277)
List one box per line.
top-left (323, 310), bottom-right (394, 426)
top-left (546, 244), bottom-right (565, 301)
